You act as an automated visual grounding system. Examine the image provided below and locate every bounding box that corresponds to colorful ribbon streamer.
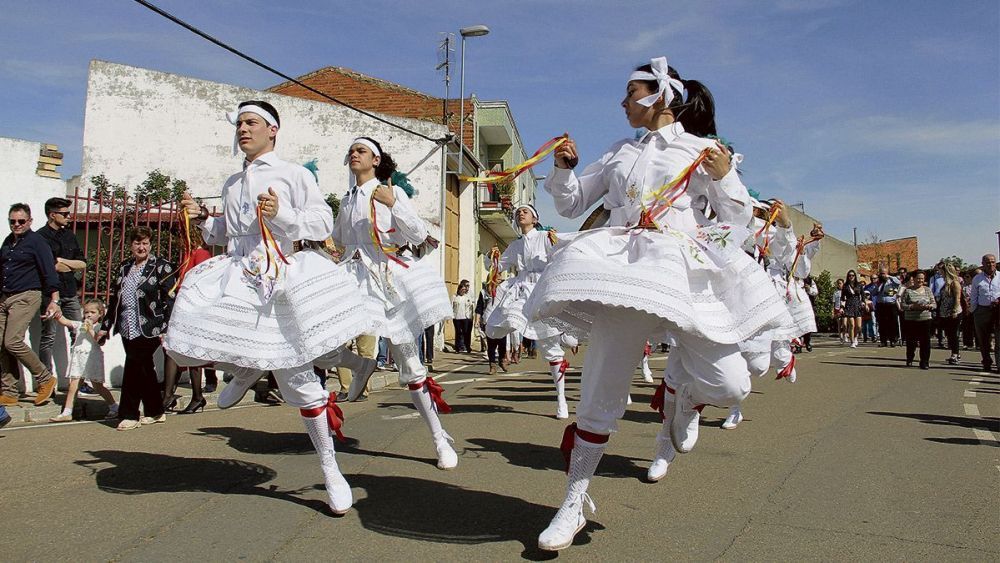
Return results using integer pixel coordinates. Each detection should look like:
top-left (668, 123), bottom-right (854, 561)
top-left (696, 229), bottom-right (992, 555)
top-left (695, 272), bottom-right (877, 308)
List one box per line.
top-left (257, 202), bottom-right (290, 277)
top-left (636, 148), bottom-right (712, 229)
top-left (169, 206), bottom-right (196, 295)
top-left (486, 247), bottom-right (502, 298)
top-left (755, 205), bottom-right (781, 259)
top-left (459, 135), bottom-right (568, 185)
top-left (368, 193), bottom-right (409, 269)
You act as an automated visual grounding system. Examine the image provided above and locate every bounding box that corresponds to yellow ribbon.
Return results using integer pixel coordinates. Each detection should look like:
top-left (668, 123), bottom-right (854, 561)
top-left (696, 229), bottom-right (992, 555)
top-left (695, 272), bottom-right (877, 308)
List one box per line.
top-left (459, 136), bottom-right (568, 184)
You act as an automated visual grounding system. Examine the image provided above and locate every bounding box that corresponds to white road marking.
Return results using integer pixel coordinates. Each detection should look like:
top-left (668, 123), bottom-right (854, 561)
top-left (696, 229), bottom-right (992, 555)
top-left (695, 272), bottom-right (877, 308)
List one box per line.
top-left (383, 412), bottom-right (420, 420)
top-left (964, 390), bottom-right (977, 398)
top-left (969, 377), bottom-right (983, 385)
top-left (964, 403), bottom-right (980, 417)
top-left (439, 377), bottom-right (488, 386)
top-left (972, 429), bottom-right (997, 444)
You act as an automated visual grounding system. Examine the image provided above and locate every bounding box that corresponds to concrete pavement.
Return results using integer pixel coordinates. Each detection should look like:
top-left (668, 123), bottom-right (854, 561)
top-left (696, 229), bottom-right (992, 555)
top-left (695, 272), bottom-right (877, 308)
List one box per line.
top-left (1, 338), bottom-right (997, 561)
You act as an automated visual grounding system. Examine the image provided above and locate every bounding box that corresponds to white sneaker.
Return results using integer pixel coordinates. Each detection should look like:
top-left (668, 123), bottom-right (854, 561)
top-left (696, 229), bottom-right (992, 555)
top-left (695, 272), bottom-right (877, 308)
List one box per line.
top-left (140, 414), bottom-right (166, 425)
top-left (347, 358), bottom-right (378, 402)
top-left (218, 368), bottom-right (262, 409)
top-left (435, 435), bottom-right (459, 470)
top-left (538, 492), bottom-right (594, 551)
top-left (721, 408), bottom-right (743, 430)
top-left (647, 438), bottom-right (676, 482)
top-left (556, 400), bottom-right (569, 420)
top-left (850, 339), bottom-right (858, 348)
top-left (322, 460), bottom-right (353, 515)
top-left (670, 386), bottom-right (700, 453)
top-left (116, 419), bottom-right (141, 431)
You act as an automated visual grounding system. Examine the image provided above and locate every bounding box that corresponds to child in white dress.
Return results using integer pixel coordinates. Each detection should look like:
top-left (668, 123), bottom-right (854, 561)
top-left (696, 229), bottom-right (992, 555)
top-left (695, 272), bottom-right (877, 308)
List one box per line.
top-left (49, 299), bottom-right (118, 422)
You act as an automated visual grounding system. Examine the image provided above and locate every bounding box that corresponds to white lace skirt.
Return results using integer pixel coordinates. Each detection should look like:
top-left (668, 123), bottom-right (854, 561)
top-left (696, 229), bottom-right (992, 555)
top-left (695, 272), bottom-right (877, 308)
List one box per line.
top-left (484, 277), bottom-right (562, 341)
top-left (344, 254), bottom-right (453, 345)
top-left (524, 224), bottom-right (793, 345)
top-left (164, 250), bottom-right (380, 371)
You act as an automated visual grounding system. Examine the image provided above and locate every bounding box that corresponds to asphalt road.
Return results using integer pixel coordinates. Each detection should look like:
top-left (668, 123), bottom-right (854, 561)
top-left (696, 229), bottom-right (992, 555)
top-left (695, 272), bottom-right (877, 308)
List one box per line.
top-left (1, 338), bottom-right (997, 561)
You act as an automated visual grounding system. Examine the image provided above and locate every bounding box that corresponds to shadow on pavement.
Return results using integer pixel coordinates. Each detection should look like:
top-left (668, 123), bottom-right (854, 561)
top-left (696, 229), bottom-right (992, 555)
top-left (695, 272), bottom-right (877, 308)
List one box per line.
top-left (375, 401), bottom-right (548, 419)
top-left (192, 426), bottom-right (316, 455)
top-left (75, 450), bottom-right (330, 515)
top-left (465, 437), bottom-right (645, 480)
top-left (925, 437), bottom-right (1000, 447)
top-left (867, 411), bottom-right (1000, 430)
top-left (348, 473), bottom-right (603, 558)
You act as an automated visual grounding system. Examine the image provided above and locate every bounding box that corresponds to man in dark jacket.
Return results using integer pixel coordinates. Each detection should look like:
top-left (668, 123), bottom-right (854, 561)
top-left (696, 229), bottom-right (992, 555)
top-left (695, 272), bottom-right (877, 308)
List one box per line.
top-left (0, 203), bottom-right (61, 406)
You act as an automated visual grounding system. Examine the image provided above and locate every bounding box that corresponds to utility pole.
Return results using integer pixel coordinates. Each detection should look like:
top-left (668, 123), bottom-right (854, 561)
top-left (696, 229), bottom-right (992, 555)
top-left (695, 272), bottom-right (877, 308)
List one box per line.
top-left (436, 33), bottom-right (453, 126)
top-left (853, 227), bottom-right (857, 246)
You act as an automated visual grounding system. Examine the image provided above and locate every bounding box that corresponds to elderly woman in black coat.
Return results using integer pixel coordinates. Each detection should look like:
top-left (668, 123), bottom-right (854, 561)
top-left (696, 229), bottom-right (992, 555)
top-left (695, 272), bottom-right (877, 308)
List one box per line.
top-left (97, 227), bottom-right (176, 430)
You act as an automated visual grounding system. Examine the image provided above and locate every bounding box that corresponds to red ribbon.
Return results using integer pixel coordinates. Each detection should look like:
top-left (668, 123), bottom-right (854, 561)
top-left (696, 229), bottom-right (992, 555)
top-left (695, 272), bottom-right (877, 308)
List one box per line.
top-left (559, 422), bottom-right (609, 472)
top-left (409, 377), bottom-right (451, 414)
top-left (560, 422), bottom-right (578, 473)
top-left (776, 354), bottom-right (796, 381)
top-left (550, 359), bottom-right (569, 382)
top-left (300, 392), bottom-right (346, 443)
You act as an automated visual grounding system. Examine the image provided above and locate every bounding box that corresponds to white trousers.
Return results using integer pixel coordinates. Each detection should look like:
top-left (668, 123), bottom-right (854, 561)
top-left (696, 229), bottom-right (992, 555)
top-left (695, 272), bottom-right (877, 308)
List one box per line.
top-left (744, 340), bottom-right (793, 379)
top-left (272, 364), bottom-right (328, 409)
top-left (318, 340), bottom-right (427, 387)
top-left (576, 308), bottom-right (662, 434)
top-left (664, 331), bottom-right (751, 409)
top-left (537, 334), bottom-right (566, 363)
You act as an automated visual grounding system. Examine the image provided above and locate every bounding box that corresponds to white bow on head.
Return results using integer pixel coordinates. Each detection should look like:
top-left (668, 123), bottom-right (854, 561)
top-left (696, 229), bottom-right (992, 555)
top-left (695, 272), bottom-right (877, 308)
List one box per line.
top-left (628, 56), bottom-right (685, 108)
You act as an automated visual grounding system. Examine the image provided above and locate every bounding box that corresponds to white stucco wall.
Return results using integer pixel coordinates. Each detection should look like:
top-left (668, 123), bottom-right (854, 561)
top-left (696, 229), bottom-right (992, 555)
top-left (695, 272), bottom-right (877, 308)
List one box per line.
top-left (78, 61), bottom-right (464, 381)
top-left (0, 136), bottom-right (85, 392)
top-left (82, 60), bottom-right (447, 235)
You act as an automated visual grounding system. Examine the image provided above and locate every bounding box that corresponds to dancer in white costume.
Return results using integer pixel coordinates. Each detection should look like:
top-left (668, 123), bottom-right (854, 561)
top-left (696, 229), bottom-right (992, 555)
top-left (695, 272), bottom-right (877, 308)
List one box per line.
top-left (640, 341), bottom-right (655, 383)
top-left (486, 204), bottom-right (575, 419)
top-left (722, 204), bottom-right (824, 429)
top-left (315, 137), bottom-right (458, 470)
top-left (167, 101), bottom-right (377, 515)
top-left (525, 57), bottom-right (793, 550)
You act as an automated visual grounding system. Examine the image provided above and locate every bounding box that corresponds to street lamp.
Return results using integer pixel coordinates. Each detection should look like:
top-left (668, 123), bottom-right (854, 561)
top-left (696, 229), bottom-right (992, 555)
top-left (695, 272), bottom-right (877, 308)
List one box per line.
top-left (458, 24), bottom-right (490, 176)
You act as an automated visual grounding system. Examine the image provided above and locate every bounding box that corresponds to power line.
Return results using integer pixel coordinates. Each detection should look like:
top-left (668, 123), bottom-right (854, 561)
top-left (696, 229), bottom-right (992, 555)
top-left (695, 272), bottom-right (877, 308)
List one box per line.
top-left (131, 0), bottom-right (449, 144)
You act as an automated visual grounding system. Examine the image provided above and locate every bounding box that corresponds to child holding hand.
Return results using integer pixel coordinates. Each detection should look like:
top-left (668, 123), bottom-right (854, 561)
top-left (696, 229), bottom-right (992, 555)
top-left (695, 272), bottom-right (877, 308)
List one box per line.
top-left (49, 299), bottom-right (118, 422)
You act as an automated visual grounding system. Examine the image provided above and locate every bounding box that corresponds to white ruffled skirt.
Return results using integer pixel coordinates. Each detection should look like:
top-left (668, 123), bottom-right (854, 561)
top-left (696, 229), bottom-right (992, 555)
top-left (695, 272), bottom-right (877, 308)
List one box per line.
top-left (343, 253), bottom-right (453, 345)
top-left (523, 224), bottom-right (793, 345)
top-left (164, 250), bottom-right (380, 371)
top-left (485, 277), bottom-right (562, 341)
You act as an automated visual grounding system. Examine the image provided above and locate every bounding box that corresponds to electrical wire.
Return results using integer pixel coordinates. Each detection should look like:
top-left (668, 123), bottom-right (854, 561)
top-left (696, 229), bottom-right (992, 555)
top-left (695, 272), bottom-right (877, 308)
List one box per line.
top-left (131, 0), bottom-right (450, 144)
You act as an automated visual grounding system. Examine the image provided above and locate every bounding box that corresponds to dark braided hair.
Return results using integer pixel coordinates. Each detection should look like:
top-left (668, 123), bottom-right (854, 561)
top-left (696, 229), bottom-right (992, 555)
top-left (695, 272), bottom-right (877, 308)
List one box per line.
top-left (632, 63), bottom-right (717, 137)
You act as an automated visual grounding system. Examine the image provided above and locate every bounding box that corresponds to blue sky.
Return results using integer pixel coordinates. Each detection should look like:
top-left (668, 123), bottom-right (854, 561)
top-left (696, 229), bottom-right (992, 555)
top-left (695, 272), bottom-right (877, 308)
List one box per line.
top-left (2, 0), bottom-right (997, 268)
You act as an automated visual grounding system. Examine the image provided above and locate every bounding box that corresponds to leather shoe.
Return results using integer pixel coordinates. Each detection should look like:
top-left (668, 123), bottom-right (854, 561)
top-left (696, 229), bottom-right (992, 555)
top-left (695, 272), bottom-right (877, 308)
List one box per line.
top-left (0, 395), bottom-right (17, 407)
top-left (34, 379), bottom-right (56, 405)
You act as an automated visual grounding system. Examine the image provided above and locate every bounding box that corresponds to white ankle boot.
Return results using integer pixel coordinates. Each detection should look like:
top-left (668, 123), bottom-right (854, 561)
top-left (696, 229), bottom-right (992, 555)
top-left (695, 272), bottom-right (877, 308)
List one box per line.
top-left (670, 385), bottom-right (700, 453)
top-left (721, 405), bottom-right (743, 429)
top-left (217, 367), bottom-right (263, 409)
top-left (550, 359), bottom-right (569, 420)
top-left (647, 434), bottom-right (676, 482)
top-left (410, 380), bottom-right (458, 470)
top-left (302, 411), bottom-right (352, 515)
top-left (538, 435), bottom-right (603, 551)
top-left (641, 356), bottom-right (654, 383)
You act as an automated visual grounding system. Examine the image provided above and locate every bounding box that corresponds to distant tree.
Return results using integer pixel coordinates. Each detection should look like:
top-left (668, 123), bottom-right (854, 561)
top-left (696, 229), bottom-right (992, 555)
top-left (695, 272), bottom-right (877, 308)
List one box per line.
top-left (325, 193), bottom-right (341, 220)
top-left (939, 255), bottom-right (973, 273)
top-left (861, 231), bottom-right (882, 246)
top-left (814, 270), bottom-right (836, 333)
top-left (84, 170), bottom-right (189, 296)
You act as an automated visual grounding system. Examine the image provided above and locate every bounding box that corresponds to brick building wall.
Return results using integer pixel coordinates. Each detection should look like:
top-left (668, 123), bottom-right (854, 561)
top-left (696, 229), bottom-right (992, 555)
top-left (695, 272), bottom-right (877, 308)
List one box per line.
top-left (269, 67), bottom-right (475, 149)
top-left (857, 237), bottom-right (919, 273)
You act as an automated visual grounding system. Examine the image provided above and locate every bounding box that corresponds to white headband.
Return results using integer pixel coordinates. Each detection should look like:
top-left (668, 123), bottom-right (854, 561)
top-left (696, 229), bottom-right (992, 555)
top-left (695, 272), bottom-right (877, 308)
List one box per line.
top-left (628, 56), bottom-right (685, 108)
top-left (344, 138), bottom-right (382, 165)
top-left (515, 204), bottom-right (539, 220)
top-left (226, 104), bottom-right (279, 156)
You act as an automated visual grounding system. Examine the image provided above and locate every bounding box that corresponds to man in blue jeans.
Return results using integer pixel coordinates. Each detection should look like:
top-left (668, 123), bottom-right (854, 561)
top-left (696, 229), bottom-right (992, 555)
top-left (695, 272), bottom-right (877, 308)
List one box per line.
top-left (36, 197), bottom-right (86, 377)
top-left (0, 405), bottom-right (10, 428)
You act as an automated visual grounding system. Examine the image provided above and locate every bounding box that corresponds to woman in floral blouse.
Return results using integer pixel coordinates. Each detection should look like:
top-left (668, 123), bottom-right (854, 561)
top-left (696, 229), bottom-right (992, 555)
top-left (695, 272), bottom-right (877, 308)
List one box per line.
top-left (98, 227), bottom-right (176, 430)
